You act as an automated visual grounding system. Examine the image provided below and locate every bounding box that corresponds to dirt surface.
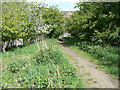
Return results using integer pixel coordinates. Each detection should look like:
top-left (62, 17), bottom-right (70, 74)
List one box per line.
top-left (59, 42), bottom-right (119, 88)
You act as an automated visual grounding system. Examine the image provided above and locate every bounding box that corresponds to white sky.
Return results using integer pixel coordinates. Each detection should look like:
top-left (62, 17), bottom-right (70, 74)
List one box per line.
top-left (27, 0), bottom-right (80, 11)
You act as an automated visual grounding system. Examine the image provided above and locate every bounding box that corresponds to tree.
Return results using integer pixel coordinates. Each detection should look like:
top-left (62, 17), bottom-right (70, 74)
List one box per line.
top-left (1, 2), bottom-right (65, 52)
top-left (2, 2), bottom-right (23, 52)
top-left (66, 2), bottom-right (120, 46)
top-left (2, 2), bottom-right (52, 52)
top-left (41, 5), bottom-right (65, 38)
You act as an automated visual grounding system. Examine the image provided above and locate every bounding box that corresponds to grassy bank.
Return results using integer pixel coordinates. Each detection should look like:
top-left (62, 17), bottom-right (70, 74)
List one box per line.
top-left (2, 39), bottom-right (84, 88)
top-left (59, 36), bottom-right (118, 79)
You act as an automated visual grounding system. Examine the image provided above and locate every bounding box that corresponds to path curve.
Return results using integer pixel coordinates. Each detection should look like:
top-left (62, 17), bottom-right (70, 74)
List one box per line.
top-left (59, 43), bottom-right (118, 88)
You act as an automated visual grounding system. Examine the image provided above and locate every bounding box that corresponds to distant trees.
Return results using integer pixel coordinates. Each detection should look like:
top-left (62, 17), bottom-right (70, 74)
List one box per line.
top-left (41, 6), bottom-right (65, 38)
top-left (66, 2), bottom-right (120, 46)
top-left (2, 2), bottom-right (64, 52)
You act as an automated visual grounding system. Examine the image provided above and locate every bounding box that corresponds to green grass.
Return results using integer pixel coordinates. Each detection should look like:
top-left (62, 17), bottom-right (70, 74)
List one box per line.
top-left (2, 39), bottom-right (84, 88)
top-left (59, 36), bottom-right (119, 79)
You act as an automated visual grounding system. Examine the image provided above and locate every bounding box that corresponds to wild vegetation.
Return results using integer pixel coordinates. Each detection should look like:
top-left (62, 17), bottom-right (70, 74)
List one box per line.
top-left (2, 39), bottom-right (84, 88)
top-left (2, 2), bottom-right (65, 52)
top-left (1, 1), bottom-right (119, 88)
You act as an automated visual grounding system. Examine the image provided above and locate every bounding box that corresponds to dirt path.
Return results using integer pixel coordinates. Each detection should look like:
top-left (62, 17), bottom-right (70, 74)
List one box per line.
top-left (59, 43), bottom-right (119, 88)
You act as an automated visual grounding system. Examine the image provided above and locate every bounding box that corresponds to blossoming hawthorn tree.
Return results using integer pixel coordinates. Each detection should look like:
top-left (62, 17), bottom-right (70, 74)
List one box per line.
top-left (20, 2), bottom-right (52, 46)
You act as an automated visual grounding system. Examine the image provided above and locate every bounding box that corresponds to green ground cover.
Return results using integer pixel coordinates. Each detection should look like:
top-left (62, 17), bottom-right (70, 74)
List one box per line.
top-left (2, 39), bottom-right (84, 88)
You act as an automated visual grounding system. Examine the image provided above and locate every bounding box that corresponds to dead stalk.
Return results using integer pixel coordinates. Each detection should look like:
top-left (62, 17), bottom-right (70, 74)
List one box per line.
top-left (57, 65), bottom-right (62, 88)
top-left (45, 53), bottom-right (62, 88)
top-left (37, 40), bottom-right (62, 88)
top-left (47, 72), bottom-right (56, 88)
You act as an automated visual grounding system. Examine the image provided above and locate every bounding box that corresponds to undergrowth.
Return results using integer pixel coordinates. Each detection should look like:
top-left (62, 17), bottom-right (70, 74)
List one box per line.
top-left (2, 39), bottom-right (84, 88)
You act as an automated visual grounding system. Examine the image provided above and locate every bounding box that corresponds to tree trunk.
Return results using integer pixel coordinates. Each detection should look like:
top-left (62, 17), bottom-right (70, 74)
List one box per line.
top-left (0, 38), bottom-right (2, 52)
top-left (10, 40), bottom-right (12, 47)
top-left (23, 38), bottom-right (27, 46)
top-left (118, 1), bottom-right (120, 26)
top-left (12, 40), bottom-right (14, 46)
top-left (6, 40), bottom-right (10, 49)
top-left (0, 41), bottom-right (2, 52)
top-left (16, 40), bottom-right (18, 47)
top-left (2, 41), bottom-right (5, 53)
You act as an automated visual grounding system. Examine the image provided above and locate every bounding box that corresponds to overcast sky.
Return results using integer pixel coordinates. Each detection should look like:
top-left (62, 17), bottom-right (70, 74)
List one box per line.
top-left (27, 0), bottom-right (80, 11)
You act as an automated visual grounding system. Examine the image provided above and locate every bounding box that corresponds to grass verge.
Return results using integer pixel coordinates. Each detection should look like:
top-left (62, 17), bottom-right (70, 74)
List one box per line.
top-left (2, 39), bottom-right (84, 88)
